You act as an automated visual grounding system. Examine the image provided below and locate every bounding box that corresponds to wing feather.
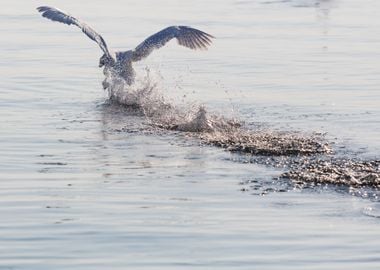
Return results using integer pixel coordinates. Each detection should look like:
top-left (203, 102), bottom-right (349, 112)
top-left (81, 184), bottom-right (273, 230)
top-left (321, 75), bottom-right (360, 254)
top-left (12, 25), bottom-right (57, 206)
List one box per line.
top-left (132, 26), bottom-right (214, 62)
top-left (37, 6), bottom-right (114, 60)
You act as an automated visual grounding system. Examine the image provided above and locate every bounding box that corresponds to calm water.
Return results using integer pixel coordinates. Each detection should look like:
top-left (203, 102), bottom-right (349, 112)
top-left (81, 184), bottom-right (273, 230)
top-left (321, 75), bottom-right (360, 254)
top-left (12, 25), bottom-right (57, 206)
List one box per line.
top-left (1, 0), bottom-right (380, 269)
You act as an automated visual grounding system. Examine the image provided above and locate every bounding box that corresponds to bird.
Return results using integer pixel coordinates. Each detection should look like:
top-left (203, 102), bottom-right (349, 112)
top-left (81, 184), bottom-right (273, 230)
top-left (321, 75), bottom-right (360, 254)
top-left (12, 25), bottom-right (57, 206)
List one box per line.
top-left (36, 6), bottom-right (214, 89)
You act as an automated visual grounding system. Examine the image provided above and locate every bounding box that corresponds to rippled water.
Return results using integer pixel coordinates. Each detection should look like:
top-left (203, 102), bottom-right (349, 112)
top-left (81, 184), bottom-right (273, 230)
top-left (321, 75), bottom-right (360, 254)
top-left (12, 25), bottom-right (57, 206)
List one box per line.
top-left (1, 0), bottom-right (380, 269)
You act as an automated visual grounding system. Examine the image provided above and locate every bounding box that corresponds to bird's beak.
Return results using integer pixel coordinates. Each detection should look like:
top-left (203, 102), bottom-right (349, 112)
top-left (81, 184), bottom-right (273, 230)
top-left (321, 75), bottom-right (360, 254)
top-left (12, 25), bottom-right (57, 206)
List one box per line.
top-left (99, 63), bottom-right (104, 68)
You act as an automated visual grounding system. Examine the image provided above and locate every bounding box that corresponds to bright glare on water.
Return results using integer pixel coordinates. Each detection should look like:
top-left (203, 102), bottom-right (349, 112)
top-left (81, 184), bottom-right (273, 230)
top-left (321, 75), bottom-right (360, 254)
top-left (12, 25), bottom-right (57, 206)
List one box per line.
top-left (0, 0), bottom-right (380, 269)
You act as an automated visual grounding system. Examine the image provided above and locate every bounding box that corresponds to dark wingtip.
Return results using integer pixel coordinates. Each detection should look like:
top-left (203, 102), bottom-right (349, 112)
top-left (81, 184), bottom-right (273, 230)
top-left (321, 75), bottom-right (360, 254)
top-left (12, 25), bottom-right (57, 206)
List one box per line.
top-left (37, 6), bottom-right (50, 13)
top-left (206, 33), bottom-right (216, 39)
top-left (179, 25), bottom-right (216, 39)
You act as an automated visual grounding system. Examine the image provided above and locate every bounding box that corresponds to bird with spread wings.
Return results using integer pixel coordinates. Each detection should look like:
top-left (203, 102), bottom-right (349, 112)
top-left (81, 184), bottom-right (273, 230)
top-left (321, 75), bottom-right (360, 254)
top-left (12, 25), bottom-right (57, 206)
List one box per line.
top-left (37, 6), bottom-right (214, 88)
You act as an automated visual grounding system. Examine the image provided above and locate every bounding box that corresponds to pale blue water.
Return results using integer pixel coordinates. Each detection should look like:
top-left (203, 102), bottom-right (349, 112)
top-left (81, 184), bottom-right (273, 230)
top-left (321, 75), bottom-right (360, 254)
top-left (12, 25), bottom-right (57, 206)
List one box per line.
top-left (1, 0), bottom-right (380, 269)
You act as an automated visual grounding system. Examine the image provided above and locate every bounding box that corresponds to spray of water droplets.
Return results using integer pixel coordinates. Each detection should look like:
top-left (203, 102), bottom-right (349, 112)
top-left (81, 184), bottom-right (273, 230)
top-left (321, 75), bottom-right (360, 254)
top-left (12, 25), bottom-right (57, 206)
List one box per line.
top-left (103, 70), bottom-right (380, 192)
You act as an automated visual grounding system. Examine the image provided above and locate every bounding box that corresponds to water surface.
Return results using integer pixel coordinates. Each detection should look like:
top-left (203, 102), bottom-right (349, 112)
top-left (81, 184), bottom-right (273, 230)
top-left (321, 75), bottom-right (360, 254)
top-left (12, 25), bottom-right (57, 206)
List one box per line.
top-left (1, 0), bottom-right (380, 269)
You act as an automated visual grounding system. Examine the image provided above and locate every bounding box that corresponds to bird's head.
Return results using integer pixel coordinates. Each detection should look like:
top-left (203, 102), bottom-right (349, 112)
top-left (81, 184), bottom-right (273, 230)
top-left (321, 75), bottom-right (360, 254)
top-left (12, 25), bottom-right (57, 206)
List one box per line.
top-left (99, 53), bottom-right (115, 68)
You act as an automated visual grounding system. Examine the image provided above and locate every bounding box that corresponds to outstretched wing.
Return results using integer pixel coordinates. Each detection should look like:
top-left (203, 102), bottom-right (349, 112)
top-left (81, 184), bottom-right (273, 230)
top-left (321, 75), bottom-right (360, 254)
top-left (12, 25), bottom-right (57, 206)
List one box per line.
top-left (37, 6), bottom-right (114, 60)
top-left (132, 26), bottom-right (214, 62)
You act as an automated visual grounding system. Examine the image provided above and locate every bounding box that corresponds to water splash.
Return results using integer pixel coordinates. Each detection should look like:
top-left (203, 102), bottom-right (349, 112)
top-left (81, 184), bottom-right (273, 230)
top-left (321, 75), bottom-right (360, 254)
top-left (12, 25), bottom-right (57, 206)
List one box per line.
top-left (104, 68), bottom-right (241, 133)
top-left (103, 70), bottom-right (379, 193)
top-left (282, 158), bottom-right (380, 188)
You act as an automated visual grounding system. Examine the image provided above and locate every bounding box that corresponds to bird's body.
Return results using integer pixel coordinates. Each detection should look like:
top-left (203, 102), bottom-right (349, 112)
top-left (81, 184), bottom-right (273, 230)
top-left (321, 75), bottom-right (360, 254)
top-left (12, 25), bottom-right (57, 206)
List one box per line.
top-left (99, 50), bottom-right (136, 89)
top-left (37, 6), bottom-right (214, 89)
